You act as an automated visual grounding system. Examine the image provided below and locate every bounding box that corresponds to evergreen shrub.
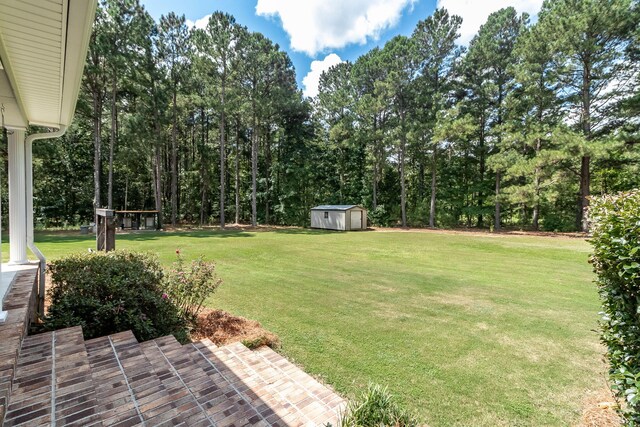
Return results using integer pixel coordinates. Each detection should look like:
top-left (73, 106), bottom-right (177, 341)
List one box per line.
top-left (46, 250), bottom-right (188, 343)
top-left (590, 190), bottom-right (640, 424)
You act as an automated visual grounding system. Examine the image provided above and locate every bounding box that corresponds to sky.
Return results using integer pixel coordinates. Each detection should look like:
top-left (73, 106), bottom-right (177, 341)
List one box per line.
top-left (140, 0), bottom-right (544, 98)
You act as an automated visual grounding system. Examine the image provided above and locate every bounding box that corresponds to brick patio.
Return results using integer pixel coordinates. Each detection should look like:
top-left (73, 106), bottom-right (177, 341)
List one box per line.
top-left (0, 267), bottom-right (346, 426)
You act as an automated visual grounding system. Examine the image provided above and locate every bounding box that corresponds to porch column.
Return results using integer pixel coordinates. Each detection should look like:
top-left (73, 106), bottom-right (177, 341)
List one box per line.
top-left (7, 128), bottom-right (28, 264)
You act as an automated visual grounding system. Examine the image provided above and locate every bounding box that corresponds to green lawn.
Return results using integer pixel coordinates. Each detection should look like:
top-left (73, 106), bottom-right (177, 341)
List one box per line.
top-left (15, 229), bottom-right (602, 426)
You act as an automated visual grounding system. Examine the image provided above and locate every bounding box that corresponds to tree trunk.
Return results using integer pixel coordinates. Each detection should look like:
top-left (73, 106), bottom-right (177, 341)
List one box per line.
top-left (477, 112), bottom-right (485, 227)
top-left (464, 147), bottom-right (471, 227)
top-left (235, 119), bottom-right (240, 224)
top-left (578, 60), bottom-right (592, 232)
top-left (429, 145), bottom-right (437, 228)
top-left (150, 76), bottom-right (163, 229)
top-left (200, 174), bottom-right (207, 226)
top-left (532, 204), bottom-right (540, 230)
top-left (170, 87), bottom-right (178, 226)
top-left (579, 156), bottom-right (590, 232)
top-left (153, 106), bottom-right (163, 229)
top-left (93, 93), bottom-right (102, 226)
top-left (494, 171), bottom-right (501, 231)
top-left (219, 92), bottom-right (226, 229)
top-left (199, 108), bottom-right (207, 226)
top-left (495, 85), bottom-right (504, 232)
top-left (153, 129), bottom-right (162, 229)
top-left (124, 176), bottom-right (128, 210)
top-left (372, 159), bottom-right (378, 210)
top-left (265, 131), bottom-right (271, 224)
top-left (153, 145), bottom-right (162, 226)
top-left (418, 162), bottom-right (425, 203)
top-left (399, 112), bottom-right (407, 228)
top-left (532, 137), bottom-right (542, 231)
top-left (372, 119), bottom-right (378, 210)
top-left (108, 79), bottom-right (116, 209)
top-left (251, 109), bottom-right (258, 227)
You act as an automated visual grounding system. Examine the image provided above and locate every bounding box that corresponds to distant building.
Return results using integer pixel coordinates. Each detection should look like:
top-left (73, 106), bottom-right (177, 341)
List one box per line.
top-left (311, 205), bottom-right (367, 231)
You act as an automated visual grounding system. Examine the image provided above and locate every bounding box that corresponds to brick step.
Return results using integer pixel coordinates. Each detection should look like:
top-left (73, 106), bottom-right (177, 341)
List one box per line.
top-left (178, 339), bottom-right (275, 426)
top-left (85, 331), bottom-right (145, 426)
top-left (4, 326), bottom-right (101, 426)
top-left (253, 345), bottom-right (346, 425)
top-left (193, 340), bottom-right (345, 427)
top-left (87, 330), bottom-right (214, 426)
top-left (210, 342), bottom-right (320, 426)
top-left (139, 336), bottom-right (226, 426)
top-left (232, 343), bottom-right (342, 419)
top-left (3, 325), bottom-right (346, 427)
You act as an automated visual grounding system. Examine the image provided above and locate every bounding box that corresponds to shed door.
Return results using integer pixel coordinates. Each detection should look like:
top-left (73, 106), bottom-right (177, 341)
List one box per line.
top-left (350, 210), bottom-right (362, 229)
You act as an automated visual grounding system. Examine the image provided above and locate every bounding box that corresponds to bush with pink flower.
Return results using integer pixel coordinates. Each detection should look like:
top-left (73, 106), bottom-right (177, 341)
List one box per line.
top-left (163, 249), bottom-right (223, 321)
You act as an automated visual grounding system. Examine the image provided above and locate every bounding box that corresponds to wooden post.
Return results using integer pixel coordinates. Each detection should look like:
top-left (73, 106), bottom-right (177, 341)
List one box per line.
top-left (96, 208), bottom-right (116, 251)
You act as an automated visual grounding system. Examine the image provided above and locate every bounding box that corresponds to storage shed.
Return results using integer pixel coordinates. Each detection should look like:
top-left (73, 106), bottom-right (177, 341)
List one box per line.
top-left (311, 205), bottom-right (367, 231)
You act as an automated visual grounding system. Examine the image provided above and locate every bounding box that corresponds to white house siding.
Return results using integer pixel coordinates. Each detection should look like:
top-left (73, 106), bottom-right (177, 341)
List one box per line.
top-left (311, 210), bottom-right (346, 230)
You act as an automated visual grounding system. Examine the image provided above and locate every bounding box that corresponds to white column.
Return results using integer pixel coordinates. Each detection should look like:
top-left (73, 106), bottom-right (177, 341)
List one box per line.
top-left (8, 128), bottom-right (28, 265)
top-left (25, 136), bottom-right (34, 247)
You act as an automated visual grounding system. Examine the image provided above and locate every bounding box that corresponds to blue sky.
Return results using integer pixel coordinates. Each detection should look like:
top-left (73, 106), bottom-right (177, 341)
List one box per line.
top-left (140, 0), bottom-right (543, 97)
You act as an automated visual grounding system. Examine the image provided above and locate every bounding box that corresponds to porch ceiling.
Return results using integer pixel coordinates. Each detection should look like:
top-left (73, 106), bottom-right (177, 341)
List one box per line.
top-left (0, 0), bottom-right (97, 129)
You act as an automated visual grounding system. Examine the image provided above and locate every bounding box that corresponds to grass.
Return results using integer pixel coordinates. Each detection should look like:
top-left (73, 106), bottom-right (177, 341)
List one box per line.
top-left (11, 228), bottom-right (603, 426)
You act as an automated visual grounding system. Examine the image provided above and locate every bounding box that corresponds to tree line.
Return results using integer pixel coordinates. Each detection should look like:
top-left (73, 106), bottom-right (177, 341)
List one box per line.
top-left (28, 0), bottom-right (639, 231)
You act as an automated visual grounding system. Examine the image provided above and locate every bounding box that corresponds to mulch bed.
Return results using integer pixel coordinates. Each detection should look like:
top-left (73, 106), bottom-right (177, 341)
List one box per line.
top-left (580, 384), bottom-right (621, 427)
top-left (191, 308), bottom-right (280, 350)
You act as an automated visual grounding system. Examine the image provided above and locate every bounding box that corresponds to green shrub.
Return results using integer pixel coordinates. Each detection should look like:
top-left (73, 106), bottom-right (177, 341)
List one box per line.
top-left (589, 190), bottom-right (640, 424)
top-left (45, 250), bottom-right (188, 343)
top-left (340, 384), bottom-right (420, 427)
top-left (164, 250), bottom-right (222, 321)
top-left (369, 205), bottom-right (390, 227)
top-left (541, 211), bottom-right (576, 232)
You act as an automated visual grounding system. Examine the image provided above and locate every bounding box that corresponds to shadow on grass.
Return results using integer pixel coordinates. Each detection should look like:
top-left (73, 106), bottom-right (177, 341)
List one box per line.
top-left (31, 226), bottom-right (344, 246)
top-left (268, 228), bottom-right (337, 235)
top-left (123, 230), bottom-right (256, 240)
top-left (33, 232), bottom-right (95, 244)
top-left (33, 229), bottom-right (257, 244)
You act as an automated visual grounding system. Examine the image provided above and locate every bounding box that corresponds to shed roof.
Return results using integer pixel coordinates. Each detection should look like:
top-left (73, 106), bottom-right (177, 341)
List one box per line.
top-left (311, 205), bottom-right (364, 211)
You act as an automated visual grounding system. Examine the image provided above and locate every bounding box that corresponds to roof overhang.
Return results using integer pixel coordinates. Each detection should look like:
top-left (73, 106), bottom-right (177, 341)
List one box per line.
top-left (311, 205), bottom-right (365, 211)
top-left (0, 0), bottom-right (97, 129)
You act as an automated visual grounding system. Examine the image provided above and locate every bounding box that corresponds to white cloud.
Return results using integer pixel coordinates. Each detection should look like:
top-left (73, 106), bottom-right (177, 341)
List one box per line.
top-left (437, 0), bottom-right (543, 45)
top-left (302, 53), bottom-right (344, 98)
top-left (186, 14), bottom-right (210, 30)
top-left (256, 0), bottom-right (416, 56)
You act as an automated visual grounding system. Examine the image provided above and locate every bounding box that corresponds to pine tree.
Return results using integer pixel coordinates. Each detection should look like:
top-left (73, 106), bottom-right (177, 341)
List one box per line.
top-left (539, 0), bottom-right (636, 231)
top-left (158, 12), bottom-right (190, 226)
top-left (412, 8), bottom-right (463, 227)
top-left (379, 36), bottom-right (418, 227)
top-left (465, 7), bottom-right (527, 231)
